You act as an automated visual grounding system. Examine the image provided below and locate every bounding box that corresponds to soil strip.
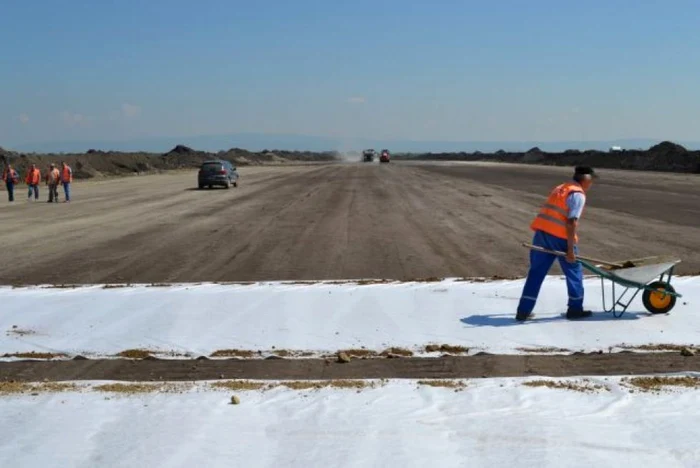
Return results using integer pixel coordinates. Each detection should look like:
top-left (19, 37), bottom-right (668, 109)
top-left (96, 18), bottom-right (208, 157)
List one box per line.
top-left (0, 353), bottom-right (697, 382)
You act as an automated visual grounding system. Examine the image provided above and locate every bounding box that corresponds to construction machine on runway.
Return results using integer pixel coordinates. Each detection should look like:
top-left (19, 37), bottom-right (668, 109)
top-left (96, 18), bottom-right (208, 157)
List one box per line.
top-left (362, 149), bottom-right (376, 162)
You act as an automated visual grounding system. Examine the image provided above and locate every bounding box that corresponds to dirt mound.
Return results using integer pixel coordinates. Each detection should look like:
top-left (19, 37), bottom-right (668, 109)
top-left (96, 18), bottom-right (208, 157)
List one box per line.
top-left (394, 140), bottom-right (700, 174)
top-left (649, 141), bottom-right (687, 153)
top-left (0, 145), bottom-right (340, 181)
top-left (169, 145), bottom-right (196, 154)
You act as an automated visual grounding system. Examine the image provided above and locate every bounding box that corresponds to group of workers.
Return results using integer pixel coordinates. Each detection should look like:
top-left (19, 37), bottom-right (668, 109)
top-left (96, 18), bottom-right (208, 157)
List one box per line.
top-left (2, 161), bottom-right (73, 203)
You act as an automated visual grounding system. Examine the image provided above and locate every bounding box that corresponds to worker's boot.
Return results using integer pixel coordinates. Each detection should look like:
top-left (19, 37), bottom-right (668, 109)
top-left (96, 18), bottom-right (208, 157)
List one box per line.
top-left (515, 312), bottom-right (535, 322)
top-left (566, 308), bottom-right (592, 320)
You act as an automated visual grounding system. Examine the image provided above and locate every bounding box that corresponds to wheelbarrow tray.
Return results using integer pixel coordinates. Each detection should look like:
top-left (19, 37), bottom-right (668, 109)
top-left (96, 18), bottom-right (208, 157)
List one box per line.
top-left (583, 255), bottom-right (681, 287)
top-left (578, 256), bottom-right (682, 317)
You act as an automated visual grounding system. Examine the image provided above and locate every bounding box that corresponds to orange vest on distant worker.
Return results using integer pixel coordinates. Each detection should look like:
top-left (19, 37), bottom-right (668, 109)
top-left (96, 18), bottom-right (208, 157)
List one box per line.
top-left (25, 168), bottom-right (41, 186)
top-left (530, 182), bottom-right (585, 242)
top-left (61, 165), bottom-right (72, 183)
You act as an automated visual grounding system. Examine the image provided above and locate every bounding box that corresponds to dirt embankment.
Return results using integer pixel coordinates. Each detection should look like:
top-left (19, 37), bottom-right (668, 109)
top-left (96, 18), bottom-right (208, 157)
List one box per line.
top-left (0, 145), bottom-right (339, 180)
top-left (394, 141), bottom-right (700, 174)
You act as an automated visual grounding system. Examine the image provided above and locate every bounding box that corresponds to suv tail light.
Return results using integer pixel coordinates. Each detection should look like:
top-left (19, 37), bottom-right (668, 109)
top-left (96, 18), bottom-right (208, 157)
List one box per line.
top-left (219, 169), bottom-right (226, 174)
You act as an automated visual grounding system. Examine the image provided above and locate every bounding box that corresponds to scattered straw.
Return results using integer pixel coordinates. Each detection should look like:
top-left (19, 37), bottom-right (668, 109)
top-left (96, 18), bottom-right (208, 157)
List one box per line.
top-left (117, 349), bottom-right (153, 359)
top-left (413, 277), bottom-right (442, 283)
top-left (355, 279), bottom-right (391, 286)
top-left (380, 347), bottom-right (414, 357)
top-left (93, 383), bottom-right (193, 394)
top-left (0, 382), bottom-right (31, 394)
top-left (210, 381), bottom-right (268, 391)
top-left (523, 379), bottom-right (608, 393)
top-left (339, 349), bottom-right (378, 358)
top-left (623, 376), bottom-right (700, 392)
top-left (3, 352), bottom-right (67, 359)
top-left (418, 380), bottom-right (467, 389)
top-left (516, 347), bottom-right (571, 354)
top-left (0, 381), bottom-right (78, 395)
top-left (39, 383), bottom-right (78, 393)
top-left (210, 349), bottom-right (256, 358)
top-left (280, 380), bottom-right (379, 391)
top-left (617, 344), bottom-right (698, 352)
top-left (425, 344), bottom-right (469, 354)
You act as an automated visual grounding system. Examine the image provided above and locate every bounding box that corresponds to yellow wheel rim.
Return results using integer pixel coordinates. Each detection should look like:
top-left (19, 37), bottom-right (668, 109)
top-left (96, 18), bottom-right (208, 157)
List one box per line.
top-left (649, 289), bottom-right (672, 309)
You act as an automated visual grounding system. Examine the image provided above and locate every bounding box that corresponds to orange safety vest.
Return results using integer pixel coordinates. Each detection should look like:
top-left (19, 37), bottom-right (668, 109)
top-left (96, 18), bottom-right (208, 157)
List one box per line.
top-left (61, 165), bottom-right (72, 183)
top-left (25, 168), bottom-right (41, 186)
top-left (530, 181), bottom-right (585, 242)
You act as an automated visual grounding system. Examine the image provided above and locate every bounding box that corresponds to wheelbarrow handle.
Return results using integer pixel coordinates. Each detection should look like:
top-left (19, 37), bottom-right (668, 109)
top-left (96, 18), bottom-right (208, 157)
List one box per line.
top-left (522, 243), bottom-right (625, 269)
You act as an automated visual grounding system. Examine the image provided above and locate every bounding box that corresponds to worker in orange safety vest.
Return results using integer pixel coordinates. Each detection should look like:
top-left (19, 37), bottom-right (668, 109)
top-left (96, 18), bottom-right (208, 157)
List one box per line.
top-left (25, 164), bottom-right (41, 201)
top-left (2, 165), bottom-right (19, 202)
top-left (60, 161), bottom-right (73, 202)
top-left (516, 166), bottom-right (598, 322)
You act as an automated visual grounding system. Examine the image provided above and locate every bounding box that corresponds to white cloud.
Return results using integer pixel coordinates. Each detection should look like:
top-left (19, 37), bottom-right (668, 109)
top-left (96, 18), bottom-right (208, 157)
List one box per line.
top-left (121, 103), bottom-right (142, 118)
top-left (18, 114), bottom-right (29, 124)
top-left (347, 97), bottom-right (366, 104)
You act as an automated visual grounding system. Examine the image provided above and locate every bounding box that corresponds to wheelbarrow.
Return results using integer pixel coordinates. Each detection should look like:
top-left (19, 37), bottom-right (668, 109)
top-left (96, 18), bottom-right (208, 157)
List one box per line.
top-left (523, 243), bottom-right (682, 318)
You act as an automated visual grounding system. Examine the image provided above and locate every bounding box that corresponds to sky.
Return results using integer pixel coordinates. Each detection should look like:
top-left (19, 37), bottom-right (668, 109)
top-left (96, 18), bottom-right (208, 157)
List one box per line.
top-left (2, 0), bottom-right (700, 151)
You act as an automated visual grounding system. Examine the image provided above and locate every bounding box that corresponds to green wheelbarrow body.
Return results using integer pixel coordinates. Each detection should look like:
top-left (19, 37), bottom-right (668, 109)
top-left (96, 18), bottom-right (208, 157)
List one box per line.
top-left (523, 243), bottom-right (682, 318)
top-left (578, 256), bottom-right (682, 317)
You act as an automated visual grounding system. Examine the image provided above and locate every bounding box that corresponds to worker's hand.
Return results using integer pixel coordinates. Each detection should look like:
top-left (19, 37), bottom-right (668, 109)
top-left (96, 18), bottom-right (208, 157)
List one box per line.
top-left (566, 251), bottom-right (577, 264)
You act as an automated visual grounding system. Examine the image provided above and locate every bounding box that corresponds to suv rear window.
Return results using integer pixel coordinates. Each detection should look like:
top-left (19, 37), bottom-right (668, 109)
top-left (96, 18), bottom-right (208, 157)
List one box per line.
top-left (201, 162), bottom-right (223, 172)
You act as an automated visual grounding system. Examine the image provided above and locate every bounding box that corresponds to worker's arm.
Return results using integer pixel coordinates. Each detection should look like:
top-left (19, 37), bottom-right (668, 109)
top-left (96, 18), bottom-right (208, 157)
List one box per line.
top-left (565, 191), bottom-right (585, 263)
top-left (566, 218), bottom-right (578, 263)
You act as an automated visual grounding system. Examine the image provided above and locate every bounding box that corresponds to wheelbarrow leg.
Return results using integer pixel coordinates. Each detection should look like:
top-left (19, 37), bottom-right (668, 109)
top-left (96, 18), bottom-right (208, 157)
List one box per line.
top-left (600, 276), bottom-right (639, 318)
top-left (614, 287), bottom-right (641, 318)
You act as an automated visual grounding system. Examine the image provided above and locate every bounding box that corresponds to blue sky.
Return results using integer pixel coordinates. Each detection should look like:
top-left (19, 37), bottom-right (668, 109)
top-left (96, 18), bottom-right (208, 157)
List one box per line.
top-left (2, 0), bottom-right (700, 151)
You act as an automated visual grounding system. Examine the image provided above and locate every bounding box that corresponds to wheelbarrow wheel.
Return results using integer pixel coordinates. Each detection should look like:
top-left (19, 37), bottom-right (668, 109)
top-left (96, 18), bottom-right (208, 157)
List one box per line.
top-left (642, 281), bottom-right (676, 314)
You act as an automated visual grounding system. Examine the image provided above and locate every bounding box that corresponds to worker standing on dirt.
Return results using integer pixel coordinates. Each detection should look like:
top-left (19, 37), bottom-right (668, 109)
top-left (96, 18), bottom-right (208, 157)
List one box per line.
top-left (25, 164), bottom-right (41, 201)
top-left (46, 163), bottom-right (60, 203)
top-left (2, 165), bottom-right (19, 202)
top-left (516, 166), bottom-right (597, 321)
top-left (60, 161), bottom-right (72, 202)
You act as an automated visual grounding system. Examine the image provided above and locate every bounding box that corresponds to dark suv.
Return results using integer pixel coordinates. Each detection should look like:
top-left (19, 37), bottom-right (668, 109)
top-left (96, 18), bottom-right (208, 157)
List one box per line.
top-left (198, 160), bottom-right (239, 189)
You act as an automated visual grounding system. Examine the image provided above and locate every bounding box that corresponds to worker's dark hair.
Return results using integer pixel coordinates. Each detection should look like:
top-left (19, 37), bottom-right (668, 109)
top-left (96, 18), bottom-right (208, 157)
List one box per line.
top-left (573, 165), bottom-right (597, 182)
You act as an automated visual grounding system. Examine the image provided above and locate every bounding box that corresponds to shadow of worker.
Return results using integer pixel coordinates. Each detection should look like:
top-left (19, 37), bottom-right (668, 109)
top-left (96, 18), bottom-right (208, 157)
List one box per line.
top-left (460, 311), bottom-right (645, 328)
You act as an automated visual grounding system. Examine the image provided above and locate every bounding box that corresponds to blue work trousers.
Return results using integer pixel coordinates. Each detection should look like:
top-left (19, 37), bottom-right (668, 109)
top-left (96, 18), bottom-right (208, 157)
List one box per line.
top-left (517, 230), bottom-right (584, 314)
top-left (63, 182), bottom-right (71, 201)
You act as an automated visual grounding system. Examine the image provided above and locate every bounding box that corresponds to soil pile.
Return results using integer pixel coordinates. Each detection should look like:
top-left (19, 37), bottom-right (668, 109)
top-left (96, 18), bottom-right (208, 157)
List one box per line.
top-left (395, 141), bottom-right (700, 174)
top-left (0, 145), bottom-right (340, 180)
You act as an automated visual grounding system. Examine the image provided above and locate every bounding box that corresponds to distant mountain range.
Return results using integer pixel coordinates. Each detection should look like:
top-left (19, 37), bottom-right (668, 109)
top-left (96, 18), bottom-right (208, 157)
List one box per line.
top-left (7, 133), bottom-right (700, 154)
